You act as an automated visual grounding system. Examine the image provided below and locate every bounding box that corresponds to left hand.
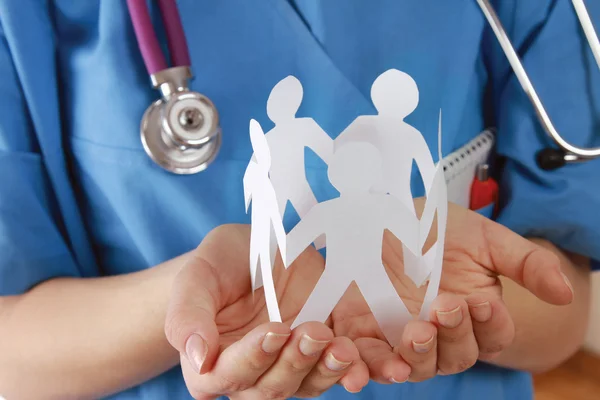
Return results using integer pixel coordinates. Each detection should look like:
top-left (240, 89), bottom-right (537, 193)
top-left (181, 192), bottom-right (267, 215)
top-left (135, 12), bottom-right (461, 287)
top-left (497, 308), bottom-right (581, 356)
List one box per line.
top-left (326, 201), bottom-right (574, 383)
top-left (165, 225), bottom-right (371, 399)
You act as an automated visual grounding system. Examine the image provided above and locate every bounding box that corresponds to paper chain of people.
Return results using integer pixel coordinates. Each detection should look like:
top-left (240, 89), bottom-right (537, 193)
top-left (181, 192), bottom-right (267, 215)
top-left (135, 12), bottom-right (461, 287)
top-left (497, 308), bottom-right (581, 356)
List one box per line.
top-left (243, 69), bottom-right (448, 346)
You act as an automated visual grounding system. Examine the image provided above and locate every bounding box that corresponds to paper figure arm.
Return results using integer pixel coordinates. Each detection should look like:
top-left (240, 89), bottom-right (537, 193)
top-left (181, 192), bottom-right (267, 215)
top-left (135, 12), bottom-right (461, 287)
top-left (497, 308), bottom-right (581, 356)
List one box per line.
top-left (417, 165), bottom-right (446, 248)
top-left (243, 161), bottom-right (258, 212)
top-left (383, 195), bottom-right (421, 258)
top-left (411, 131), bottom-right (436, 196)
top-left (307, 120), bottom-right (334, 164)
top-left (286, 204), bottom-right (326, 268)
top-left (264, 182), bottom-right (288, 267)
top-left (334, 117), bottom-right (372, 152)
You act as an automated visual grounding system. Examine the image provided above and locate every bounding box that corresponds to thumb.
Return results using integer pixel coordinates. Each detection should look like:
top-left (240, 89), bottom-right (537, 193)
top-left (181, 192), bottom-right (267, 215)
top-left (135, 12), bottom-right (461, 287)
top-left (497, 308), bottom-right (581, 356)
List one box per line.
top-left (165, 254), bottom-right (221, 375)
top-left (481, 218), bottom-right (574, 306)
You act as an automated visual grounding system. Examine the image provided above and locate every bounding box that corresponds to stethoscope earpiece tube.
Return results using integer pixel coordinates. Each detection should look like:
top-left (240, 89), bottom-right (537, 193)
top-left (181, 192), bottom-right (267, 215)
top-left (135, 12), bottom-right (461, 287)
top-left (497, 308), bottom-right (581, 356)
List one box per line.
top-left (155, 0), bottom-right (191, 68)
top-left (477, 0), bottom-right (600, 170)
top-left (126, 0), bottom-right (168, 75)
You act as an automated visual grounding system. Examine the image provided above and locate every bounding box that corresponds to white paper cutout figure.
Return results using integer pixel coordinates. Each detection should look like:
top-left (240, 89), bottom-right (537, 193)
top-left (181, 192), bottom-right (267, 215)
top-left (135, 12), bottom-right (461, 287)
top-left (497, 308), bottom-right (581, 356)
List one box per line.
top-left (335, 69), bottom-right (437, 287)
top-left (415, 112), bottom-right (447, 320)
top-left (244, 71), bottom-right (449, 338)
top-left (243, 119), bottom-right (287, 323)
top-left (248, 76), bottom-right (334, 291)
top-left (285, 142), bottom-right (424, 347)
top-left (264, 76), bottom-right (334, 250)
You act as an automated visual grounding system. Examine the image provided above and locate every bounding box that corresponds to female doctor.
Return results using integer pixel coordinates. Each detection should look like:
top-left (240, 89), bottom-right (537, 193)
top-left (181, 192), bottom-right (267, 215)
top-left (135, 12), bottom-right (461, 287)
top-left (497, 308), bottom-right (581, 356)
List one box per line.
top-left (0, 0), bottom-right (598, 399)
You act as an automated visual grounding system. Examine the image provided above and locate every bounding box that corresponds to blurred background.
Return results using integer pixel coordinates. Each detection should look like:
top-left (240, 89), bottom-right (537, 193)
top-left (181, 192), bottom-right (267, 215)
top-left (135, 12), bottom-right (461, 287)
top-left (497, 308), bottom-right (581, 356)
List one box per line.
top-left (534, 274), bottom-right (600, 399)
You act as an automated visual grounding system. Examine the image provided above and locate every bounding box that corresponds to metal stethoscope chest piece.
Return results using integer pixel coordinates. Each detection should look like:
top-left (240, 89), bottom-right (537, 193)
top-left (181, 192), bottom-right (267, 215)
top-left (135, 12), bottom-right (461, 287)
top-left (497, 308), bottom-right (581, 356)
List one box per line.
top-left (141, 66), bottom-right (221, 174)
top-left (127, 0), bottom-right (221, 174)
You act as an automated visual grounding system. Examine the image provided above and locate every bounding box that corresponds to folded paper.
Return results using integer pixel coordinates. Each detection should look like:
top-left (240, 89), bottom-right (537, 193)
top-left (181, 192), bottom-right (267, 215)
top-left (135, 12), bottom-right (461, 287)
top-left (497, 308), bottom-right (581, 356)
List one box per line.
top-left (243, 119), bottom-right (287, 322)
top-left (244, 69), bottom-right (448, 346)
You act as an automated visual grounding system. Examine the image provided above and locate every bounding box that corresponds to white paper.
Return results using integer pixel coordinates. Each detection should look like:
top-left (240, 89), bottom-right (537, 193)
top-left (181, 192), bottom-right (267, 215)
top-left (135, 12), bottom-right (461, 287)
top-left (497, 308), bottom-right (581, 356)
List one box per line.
top-left (417, 112), bottom-right (448, 320)
top-left (245, 71), bottom-right (448, 342)
top-left (334, 69), bottom-right (437, 285)
top-left (243, 119), bottom-right (287, 322)
top-left (335, 69), bottom-right (436, 211)
top-left (249, 76), bottom-right (332, 290)
top-left (286, 142), bottom-right (421, 346)
top-left (264, 76), bottom-right (333, 250)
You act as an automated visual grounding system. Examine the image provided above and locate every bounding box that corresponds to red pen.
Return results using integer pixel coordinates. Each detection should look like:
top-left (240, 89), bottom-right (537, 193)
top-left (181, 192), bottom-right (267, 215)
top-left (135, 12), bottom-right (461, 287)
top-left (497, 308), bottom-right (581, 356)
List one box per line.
top-left (469, 164), bottom-right (499, 212)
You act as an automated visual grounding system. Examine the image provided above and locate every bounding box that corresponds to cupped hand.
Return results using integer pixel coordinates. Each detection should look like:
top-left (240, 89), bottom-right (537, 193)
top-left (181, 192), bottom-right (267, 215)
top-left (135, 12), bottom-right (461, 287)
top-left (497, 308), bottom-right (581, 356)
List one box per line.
top-left (166, 202), bottom-right (574, 398)
top-left (332, 201), bottom-right (574, 383)
top-left (164, 225), bottom-right (369, 400)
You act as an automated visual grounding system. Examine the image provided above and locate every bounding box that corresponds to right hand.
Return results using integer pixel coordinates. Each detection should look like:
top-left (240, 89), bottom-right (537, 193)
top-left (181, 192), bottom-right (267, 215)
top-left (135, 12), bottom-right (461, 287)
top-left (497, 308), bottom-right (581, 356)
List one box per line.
top-left (164, 224), bottom-right (369, 400)
top-left (333, 201), bottom-right (573, 383)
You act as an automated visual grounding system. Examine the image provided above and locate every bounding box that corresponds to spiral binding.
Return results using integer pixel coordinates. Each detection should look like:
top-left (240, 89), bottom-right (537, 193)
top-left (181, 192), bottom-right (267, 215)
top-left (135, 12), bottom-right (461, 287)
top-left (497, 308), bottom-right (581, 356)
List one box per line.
top-left (441, 129), bottom-right (496, 183)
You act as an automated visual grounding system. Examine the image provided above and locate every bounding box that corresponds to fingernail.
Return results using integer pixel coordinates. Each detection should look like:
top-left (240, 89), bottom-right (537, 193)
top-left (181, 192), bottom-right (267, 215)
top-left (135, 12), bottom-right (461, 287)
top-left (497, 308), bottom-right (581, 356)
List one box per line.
top-left (299, 334), bottom-right (330, 356)
top-left (436, 306), bottom-right (463, 328)
top-left (469, 301), bottom-right (492, 323)
top-left (561, 272), bottom-right (574, 297)
top-left (344, 384), bottom-right (362, 394)
top-left (324, 353), bottom-right (352, 371)
top-left (412, 335), bottom-right (435, 353)
top-left (390, 377), bottom-right (408, 384)
top-left (185, 334), bottom-right (207, 374)
top-left (262, 332), bottom-right (290, 354)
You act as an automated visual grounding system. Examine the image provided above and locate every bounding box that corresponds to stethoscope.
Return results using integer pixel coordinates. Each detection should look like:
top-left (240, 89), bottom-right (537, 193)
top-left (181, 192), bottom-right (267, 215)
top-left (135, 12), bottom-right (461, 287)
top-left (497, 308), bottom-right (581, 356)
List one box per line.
top-left (127, 0), bottom-right (221, 174)
top-left (127, 0), bottom-right (600, 175)
top-left (478, 0), bottom-right (600, 170)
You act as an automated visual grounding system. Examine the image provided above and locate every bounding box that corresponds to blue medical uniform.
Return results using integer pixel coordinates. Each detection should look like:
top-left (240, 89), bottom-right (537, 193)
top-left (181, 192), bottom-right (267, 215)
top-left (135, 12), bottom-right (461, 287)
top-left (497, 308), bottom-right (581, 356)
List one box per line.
top-left (0, 0), bottom-right (599, 399)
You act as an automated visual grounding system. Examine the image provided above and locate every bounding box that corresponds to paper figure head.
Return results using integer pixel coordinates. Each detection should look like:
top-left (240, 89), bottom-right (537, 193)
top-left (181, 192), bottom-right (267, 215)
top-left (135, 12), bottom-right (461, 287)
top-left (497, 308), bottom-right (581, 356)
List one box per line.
top-left (249, 119), bottom-right (271, 169)
top-left (267, 75), bottom-right (303, 124)
top-left (328, 142), bottom-right (382, 194)
top-left (371, 69), bottom-right (419, 118)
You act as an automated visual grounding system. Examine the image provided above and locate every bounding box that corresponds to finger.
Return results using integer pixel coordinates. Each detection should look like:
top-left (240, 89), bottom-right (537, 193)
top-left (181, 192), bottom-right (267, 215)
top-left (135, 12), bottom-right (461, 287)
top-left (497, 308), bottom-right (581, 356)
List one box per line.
top-left (184, 322), bottom-right (291, 397)
top-left (466, 292), bottom-right (515, 360)
top-left (481, 218), bottom-right (573, 305)
top-left (243, 322), bottom-right (333, 400)
top-left (295, 336), bottom-right (364, 398)
top-left (355, 337), bottom-right (411, 384)
top-left (338, 359), bottom-right (370, 395)
top-left (394, 320), bottom-right (438, 382)
top-left (430, 294), bottom-right (479, 375)
top-left (165, 255), bottom-right (222, 374)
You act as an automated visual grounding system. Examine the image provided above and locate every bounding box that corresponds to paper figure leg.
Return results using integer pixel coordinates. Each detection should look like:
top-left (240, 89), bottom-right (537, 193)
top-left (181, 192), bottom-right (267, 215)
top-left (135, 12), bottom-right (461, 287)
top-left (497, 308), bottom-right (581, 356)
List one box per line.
top-left (418, 246), bottom-right (443, 321)
top-left (355, 265), bottom-right (413, 347)
top-left (249, 211), bottom-right (261, 291)
top-left (269, 225), bottom-right (278, 266)
top-left (253, 226), bottom-right (278, 290)
top-left (393, 177), bottom-right (428, 287)
top-left (402, 242), bottom-right (436, 288)
top-left (417, 165), bottom-right (448, 320)
top-left (277, 191), bottom-right (288, 218)
top-left (260, 243), bottom-right (282, 322)
top-left (418, 208), bottom-right (447, 321)
top-left (289, 182), bottom-right (325, 250)
top-left (402, 242), bottom-right (421, 286)
top-left (291, 268), bottom-right (349, 329)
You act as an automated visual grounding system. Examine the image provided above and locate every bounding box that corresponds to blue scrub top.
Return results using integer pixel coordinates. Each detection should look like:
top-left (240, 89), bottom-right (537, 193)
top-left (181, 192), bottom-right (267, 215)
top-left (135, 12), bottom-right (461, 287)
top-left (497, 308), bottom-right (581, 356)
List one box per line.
top-left (1, 0), bottom-right (599, 399)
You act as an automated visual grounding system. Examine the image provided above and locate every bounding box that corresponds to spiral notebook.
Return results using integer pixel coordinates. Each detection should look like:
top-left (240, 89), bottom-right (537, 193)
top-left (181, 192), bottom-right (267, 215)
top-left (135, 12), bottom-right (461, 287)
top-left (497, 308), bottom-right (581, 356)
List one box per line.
top-left (442, 129), bottom-right (496, 209)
